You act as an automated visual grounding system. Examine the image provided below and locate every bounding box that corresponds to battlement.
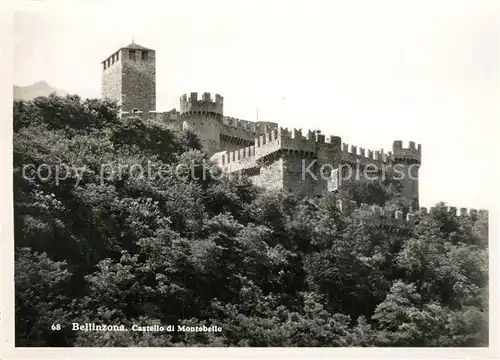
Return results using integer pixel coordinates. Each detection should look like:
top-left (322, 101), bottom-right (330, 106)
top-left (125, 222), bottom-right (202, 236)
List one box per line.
top-left (180, 92), bottom-right (224, 116)
top-left (280, 127), bottom-right (315, 140)
top-left (217, 129), bottom-right (282, 170)
top-left (422, 205), bottom-right (488, 219)
top-left (215, 127), bottom-right (344, 172)
top-left (341, 142), bottom-right (393, 164)
top-left (336, 200), bottom-right (488, 230)
top-left (223, 117), bottom-right (254, 131)
top-left (219, 145), bottom-right (257, 169)
top-left (313, 130), bottom-right (341, 145)
top-left (337, 199), bottom-right (416, 228)
top-left (222, 117), bottom-right (279, 135)
top-left (279, 127), bottom-right (339, 153)
top-left (392, 140), bottom-right (422, 163)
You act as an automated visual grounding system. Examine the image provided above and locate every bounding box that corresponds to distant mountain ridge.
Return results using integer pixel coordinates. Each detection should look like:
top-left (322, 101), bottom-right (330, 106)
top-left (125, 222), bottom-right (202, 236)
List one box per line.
top-left (13, 81), bottom-right (68, 101)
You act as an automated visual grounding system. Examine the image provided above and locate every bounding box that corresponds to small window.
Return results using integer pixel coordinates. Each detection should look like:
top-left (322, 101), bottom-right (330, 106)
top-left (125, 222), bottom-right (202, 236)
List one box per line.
top-left (103, 62), bottom-right (106, 70)
top-left (112, 55), bottom-right (115, 64)
top-left (142, 51), bottom-right (148, 61)
top-left (132, 108), bottom-right (139, 113)
top-left (116, 51), bottom-right (119, 61)
top-left (129, 50), bottom-right (136, 60)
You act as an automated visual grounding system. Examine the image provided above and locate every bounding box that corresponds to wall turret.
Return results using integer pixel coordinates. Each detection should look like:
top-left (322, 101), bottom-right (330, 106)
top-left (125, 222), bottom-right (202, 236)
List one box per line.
top-left (392, 140), bottom-right (422, 163)
top-left (180, 92), bottom-right (224, 156)
top-left (392, 140), bottom-right (422, 209)
top-left (180, 92), bottom-right (224, 117)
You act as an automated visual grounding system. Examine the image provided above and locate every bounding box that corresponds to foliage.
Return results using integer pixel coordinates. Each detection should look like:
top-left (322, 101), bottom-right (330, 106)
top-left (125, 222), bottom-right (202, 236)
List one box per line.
top-left (13, 95), bottom-right (488, 346)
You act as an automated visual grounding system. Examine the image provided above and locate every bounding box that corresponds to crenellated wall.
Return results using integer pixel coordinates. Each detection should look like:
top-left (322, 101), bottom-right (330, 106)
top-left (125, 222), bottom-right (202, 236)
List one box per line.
top-left (180, 92), bottom-right (223, 116)
top-left (336, 199), bottom-right (488, 231)
top-left (341, 142), bottom-right (393, 166)
top-left (220, 117), bottom-right (279, 151)
top-left (338, 140), bottom-right (421, 208)
top-left (422, 205), bottom-right (488, 220)
top-left (279, 128), bottom-right (316, 153)
top-left (102, 42), bottom-right (427, 206)
top-left (121, 98), bottom-right (423, 206)
top-left (340, 143), bottom-right (391, 182)
top-left (337, 199), bottom-right (417, 230)
top-left (211, 127), bottom-right (344, 196)
top-left (216, 129), bottom-right (281, 169)
top-left (221, 117), bottom-right (278, 134)
top-left (215, 128), bottom-right (343, 168)
top-left (392, 140), bottom-right (422, 209)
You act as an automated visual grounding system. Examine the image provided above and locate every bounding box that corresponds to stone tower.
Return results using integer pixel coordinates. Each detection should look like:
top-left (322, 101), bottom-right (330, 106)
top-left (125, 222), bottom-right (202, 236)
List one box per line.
top-left (392, 140), bottom-right (421, 209)
top-left (180, 92), bottom-right (224, 156)
top-left (102, 42), bottom-right (156, 113)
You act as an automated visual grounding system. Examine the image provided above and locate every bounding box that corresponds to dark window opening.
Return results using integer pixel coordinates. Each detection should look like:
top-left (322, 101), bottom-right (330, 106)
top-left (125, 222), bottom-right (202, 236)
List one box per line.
top-left (141, 51), bottom-right (148, 61)
top-left (132, 108), bottom-right (140, 113)
top-left (129, 50), bottom-right (136, 60)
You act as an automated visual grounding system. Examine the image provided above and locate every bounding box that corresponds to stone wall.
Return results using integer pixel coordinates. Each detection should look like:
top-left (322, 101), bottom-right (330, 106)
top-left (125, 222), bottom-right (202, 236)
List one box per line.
top-left (282, 152), bottom-right (320, 197)
top-left (121, 48), bottom-right (156, 113)
top-left (102, 51), bottom-right (123, 106)
top-left (220, 124), bottom-right (258, 145)
top-left (252, 159), bottom-right (284, 191)
top-left (337, 199), bottom-right (488, 231)
top-left (182, 113), bottom-right (221, 157)
top-left (392, 140), bottom-right (421, 209)
top-left (391, 160), bottom-right (420, 209)
top-left (315, 136), bottom-right (342, 193)
top-left (220, 139), bottom-right (250, 153)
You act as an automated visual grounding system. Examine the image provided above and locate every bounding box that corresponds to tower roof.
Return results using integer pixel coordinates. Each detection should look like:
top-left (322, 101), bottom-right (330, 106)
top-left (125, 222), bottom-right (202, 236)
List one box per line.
top-left (101, 42), bottom-right (154, 64)
top-left (122, 42), bottom-right (153, 51)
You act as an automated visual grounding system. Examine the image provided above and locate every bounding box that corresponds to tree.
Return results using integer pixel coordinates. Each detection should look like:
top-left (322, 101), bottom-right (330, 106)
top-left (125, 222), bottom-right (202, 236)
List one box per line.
top-left (13, 95), bottom-right (489, 347)
top-left (15, 248), bottom-right (73, 346)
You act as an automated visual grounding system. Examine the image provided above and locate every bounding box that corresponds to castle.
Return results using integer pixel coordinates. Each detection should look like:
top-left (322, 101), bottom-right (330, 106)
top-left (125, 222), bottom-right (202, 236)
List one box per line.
top-left (102, 42), bottom-right (423, 208)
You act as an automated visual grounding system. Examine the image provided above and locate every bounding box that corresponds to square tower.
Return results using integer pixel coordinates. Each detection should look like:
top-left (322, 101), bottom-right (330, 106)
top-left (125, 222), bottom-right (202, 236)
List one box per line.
top-left (101, 42), bottom-right (156, 113)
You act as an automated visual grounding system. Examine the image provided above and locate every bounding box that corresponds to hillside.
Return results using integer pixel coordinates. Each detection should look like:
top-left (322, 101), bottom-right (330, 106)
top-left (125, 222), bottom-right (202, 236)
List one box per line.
top-left (13, 94), bottom-right (489, 347)
top-left (13, 81), bottom-right (68, 101)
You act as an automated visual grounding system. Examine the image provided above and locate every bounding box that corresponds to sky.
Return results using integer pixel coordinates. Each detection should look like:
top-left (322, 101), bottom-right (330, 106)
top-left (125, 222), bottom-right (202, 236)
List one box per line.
top-left (13, 0), bottom-right (499, 209)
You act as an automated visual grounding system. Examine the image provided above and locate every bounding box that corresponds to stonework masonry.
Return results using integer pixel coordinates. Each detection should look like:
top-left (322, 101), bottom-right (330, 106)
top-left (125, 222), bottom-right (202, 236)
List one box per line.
top-left (336, 199), bottom-right (488, 232)
top-left (102, 42), bottom-right (155, 113)
top-left (102, 50), bottom-right (122, 108)
top-left (102, 42), bottom-right (466, 217)
top-left (180, 92), bottom-right (223, 156)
